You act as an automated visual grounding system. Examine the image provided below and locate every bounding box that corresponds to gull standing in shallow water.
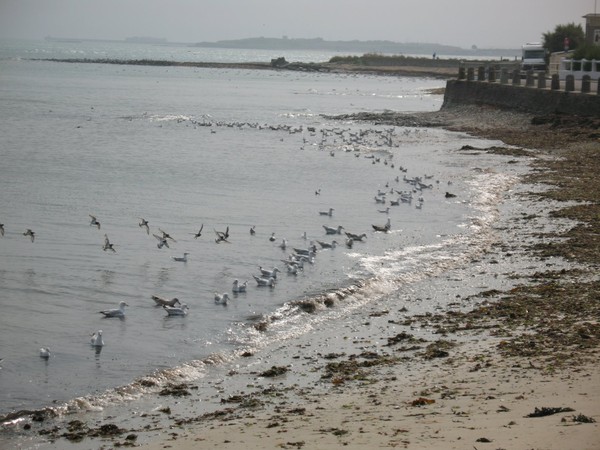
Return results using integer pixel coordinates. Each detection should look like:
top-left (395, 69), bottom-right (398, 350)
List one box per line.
top-left (232, 279), bottom-right (248, 293)
top-left (214, 292), bottom-right (230, 305)
top-left (99, 301), bottom-right (128, 318)
top-left (164, 304), bottom-right (189, 316)
top-left (172, 252), bottom-right (189, 262)
top-left (90, 330), bottom-right (104, 347)
top-left (319, 208), bottom-right (334, 217)
top-left (259, 266), bottom-right (280, 279)
top-left (253, 275), bottom-right (275, 287)
top-left (372, 217), bottom-right (391, 232)
top-left (323, 225), bottom-right (344, 235)
top-left (39, 348), bottom-right (50, 359)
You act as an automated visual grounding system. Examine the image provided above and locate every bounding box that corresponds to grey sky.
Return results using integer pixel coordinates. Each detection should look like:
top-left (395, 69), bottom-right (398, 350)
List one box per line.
top-left (0, 0), bottom-right (594, 49)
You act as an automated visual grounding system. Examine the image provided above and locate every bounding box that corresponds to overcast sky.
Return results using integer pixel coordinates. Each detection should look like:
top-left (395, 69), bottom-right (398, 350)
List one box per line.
top-left (0, 0), bottom-right (595, 49)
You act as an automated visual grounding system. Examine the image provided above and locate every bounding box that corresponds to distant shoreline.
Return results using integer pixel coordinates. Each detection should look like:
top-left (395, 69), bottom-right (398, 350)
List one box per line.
top-left (38, 57), bottom-right (459, 79)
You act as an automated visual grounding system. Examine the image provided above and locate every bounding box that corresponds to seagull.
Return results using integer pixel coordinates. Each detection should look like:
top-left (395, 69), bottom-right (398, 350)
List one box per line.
top-left (215, 226), bottom-right (230, 243)
top-left (151, 295), bottom-right (181, 307)
top-left (153, 233), bottom-right (170, 249)
top-left (103, 234), bottom-right (116, 252)
top-left (445, 192), bottom-right (457, 198)
top-left (259, 266), bottom-right (281, 279)
top-left (138, 218), bottom-right (150, 234)
top-left (90, 330), bottom-right (104, 347)
top-left (253, 275), bottom-right (275, 287)
top-left (372, 217), bottom-right (391, 232)
top-left (214, 292), bottom-right (230, 305)
top-left (191, 224), bottom-right (204, 239)
top-left (23, 229), bottom-right (35, 242)
top-left (232, 279), bottom-right (248, 293)
top-left (345, 232), bottom-right (367, 241)
top-left (159, 228), bottom-right (176, 242)
top-left (316, 240), bottom-right (338, 249)
top-left (0, 223), bottom-right (4, 237)
top-left (279, 238), bottom-right (287, 250)
top-left (323, 225), bottom-right (344, 235)
top-left (249, 226), bottom-right (256, 235)
top-left (378, 207), bottom-right (390, 214)
top-left (89, 215), bottom-right (101, 229)
top-left (345, 238), bottom-right (354, 248)
top-left (269, 232), bottom-right (276, 242)
top-left (172, 252), bottom-right (189, 262)
top-left (315, 188), bottom-right (321, 195)
top-left (319, 208), bottom-right (334, 217)
top-left (39, 348), bottom-right (51, 359)
top-left (164, 304), bottom-right (189, 316)
top-left (301, 231), bottom-right (307, 240)
top-left (99, 301), bottom-right (128, 318)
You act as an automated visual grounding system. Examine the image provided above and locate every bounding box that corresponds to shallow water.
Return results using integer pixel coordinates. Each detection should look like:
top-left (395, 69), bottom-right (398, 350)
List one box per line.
top-left (0, 41), bottom-right (527, 441)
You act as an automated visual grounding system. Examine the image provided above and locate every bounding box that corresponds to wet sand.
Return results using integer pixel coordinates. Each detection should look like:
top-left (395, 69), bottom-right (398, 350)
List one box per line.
top-left (133, 107), bottom-right (600, 449)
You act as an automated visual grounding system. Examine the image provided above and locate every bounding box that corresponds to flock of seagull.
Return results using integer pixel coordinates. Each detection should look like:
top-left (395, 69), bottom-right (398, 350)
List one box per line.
top-left (1, 122), bottom-right (459, 363)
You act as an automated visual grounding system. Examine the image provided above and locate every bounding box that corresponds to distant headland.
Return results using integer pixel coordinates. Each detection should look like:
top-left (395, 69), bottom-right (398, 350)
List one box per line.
top-left (42, 35), bottom-right (519, 58)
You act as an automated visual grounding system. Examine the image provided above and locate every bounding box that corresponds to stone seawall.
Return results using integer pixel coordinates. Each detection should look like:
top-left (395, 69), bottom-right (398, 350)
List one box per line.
top-left (442, 79), bottom-right (600, 116)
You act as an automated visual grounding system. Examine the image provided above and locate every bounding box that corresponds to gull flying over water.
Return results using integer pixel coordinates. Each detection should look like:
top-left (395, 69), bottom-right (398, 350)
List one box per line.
top-left (103, 234), bottom-right (116, 253)
top-left (215, 226), bottom-right (230, 243)
top-left (138, 218), bottom-right (150, 235)
top-left (99, 301), bottom-right (128, 318)
top-left (191, 224), bottom-right (204, 239)
top-left (151, 295), bottom-right (181, 307)
top-left (23, 229), bottom-right (35, 242)
top-left (153, 233), bottom-right (170, 249)
top-left (89, 215), bottom-right (101, 229)
top-left (159, 228), bottom-right (176, 243)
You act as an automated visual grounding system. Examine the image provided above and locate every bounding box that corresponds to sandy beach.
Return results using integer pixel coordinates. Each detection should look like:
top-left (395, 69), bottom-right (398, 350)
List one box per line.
top-left (131, 107), bottom-right (600, 450)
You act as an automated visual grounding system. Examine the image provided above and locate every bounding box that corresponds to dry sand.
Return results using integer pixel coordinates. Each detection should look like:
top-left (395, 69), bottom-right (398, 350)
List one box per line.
top-left (136, 106), bottom-right (600, 450)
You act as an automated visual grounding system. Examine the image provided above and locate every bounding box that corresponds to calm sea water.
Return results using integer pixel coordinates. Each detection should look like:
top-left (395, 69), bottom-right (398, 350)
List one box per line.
top-left (0, 39), bottom-right (518, 431)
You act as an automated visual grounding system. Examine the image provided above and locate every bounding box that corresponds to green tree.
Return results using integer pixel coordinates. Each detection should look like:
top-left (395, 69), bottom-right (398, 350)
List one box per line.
top-left (542, 23), bottom-right (584, 52)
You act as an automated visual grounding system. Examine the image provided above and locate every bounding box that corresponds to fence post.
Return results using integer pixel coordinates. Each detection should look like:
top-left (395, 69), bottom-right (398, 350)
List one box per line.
top-left (551, 74), bottom-right (560, 90)
top-left (477, 66), bottom-right (486, 81)
top-left (488, 67), bottom-right (496, 82)
top-left (458, 66), bottom-right (466, 80)
top-left (581, 75), bottom-right (591, 93)
top-left (536, 71), bottom-right (546, 89)
top-left (512, 69), bottom-right (521, 85)
top-left (565, 75), bottom-right (575, 92)
top-left (597, 78), bottom-right (600, 95)
top-left (500, 68), bottom-right (509, 84)
top-left (467, 67), bottom-right (475, 81)
top-left (526, 70), bottom-right (535, 87)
